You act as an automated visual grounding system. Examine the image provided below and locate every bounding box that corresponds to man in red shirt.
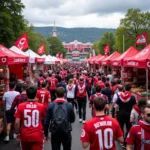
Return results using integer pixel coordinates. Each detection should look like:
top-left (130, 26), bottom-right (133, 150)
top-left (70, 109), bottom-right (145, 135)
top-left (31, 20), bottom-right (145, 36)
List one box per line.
top-left (36, 82), bottom-right (51, 111)
top-left (75, 77), bottom-right (91, 124)
top-left (126, 104), bottom-right (150, 150)
top-left (89, 85), bottom-right (109, 117)
top-left (48, 74), bottom-right (58, 101)
top-left (14, 86), bottom-right (45, 150)
top-left (38, 73), bottom-right (45, 89)
top-left (96, 76), bottom-right (105, 89)
top-left (80, 96), bottom-right (124, 150)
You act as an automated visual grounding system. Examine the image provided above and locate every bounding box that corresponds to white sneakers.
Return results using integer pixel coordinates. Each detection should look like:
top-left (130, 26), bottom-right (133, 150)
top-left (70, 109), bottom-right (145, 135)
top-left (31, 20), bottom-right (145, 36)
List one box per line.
top-left (79, 119), bottom-right (82, 123)
top-left (79, 119), bottom-right (86, 124)
top-left (82, 120), bottom-right (86, 124)
top-left (4, 136), bottom-right (9, 142)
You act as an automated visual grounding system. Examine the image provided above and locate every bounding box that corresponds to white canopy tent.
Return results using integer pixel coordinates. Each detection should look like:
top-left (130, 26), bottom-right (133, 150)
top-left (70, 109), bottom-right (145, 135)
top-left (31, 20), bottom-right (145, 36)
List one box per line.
top-left (25, 49), bottom-right (45, 63)
top-left (10, 46), bottom-right (28, 56)
top-left (41, 54), bottom-right (55, 64)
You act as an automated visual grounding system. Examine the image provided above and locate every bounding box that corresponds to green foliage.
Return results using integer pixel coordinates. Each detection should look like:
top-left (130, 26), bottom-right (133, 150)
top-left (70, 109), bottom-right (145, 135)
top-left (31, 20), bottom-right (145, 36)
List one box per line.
top-left (0, 0), bottom-right (26, 47)
top-left (47, 37), bottom-right (65, 56)
top-left (26, 25), bottom-right (49, 54)
top-left (115, 8), bottom-right (150, 52)
top-left (92, 41), bottom-right (100, 55)
top-left (97, 32), bottom-right (115, 54)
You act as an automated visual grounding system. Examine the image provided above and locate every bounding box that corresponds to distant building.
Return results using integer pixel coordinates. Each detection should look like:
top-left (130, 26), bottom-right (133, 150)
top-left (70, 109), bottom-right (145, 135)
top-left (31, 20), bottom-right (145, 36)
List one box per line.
top-left (52, 20), bottom-right (57, 37)
top-left (63, 40), bottom-right (93, 62)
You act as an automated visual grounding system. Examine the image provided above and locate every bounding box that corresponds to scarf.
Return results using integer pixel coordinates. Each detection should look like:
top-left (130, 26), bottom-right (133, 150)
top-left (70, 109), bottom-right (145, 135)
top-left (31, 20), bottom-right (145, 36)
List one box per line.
top-left (68, 85), bottom-right (73, 90)
top-left (133, 105), bottom-right (141, 115)
top-left (120, 91), bottom-right (133, 102)
top-left (78, 83), bottom-right (85, 94)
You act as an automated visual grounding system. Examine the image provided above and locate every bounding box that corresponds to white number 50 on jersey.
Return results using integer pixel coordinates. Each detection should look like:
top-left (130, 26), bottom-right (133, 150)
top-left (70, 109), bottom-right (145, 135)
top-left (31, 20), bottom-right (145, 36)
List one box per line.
top-left (24, 109), bottom-right (39, 127)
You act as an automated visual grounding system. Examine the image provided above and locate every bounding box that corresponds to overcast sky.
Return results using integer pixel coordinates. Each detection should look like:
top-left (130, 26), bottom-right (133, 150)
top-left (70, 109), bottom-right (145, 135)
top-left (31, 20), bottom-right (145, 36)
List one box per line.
top-left (21, 0), bottom-right (150, 28)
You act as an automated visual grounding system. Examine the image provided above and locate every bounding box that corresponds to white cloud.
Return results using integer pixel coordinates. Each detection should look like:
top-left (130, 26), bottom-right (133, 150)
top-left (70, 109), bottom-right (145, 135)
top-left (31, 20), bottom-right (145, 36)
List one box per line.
top-left (21, 0), bottom-right (150, 28)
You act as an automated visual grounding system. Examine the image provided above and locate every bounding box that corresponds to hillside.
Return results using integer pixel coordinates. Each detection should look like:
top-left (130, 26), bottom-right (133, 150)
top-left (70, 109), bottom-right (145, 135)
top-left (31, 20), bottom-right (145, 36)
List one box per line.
top-left (34, 27), bottom-right (116, 43)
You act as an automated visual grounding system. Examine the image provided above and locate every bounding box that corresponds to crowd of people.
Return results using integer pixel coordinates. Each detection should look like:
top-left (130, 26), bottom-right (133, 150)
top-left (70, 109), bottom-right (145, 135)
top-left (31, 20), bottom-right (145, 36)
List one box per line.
top-left (1, 63), bottom-right (150, 150)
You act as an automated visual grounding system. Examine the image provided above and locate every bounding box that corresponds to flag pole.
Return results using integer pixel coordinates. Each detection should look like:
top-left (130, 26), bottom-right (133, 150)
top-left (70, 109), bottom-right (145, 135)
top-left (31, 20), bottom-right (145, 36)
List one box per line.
top-left (123, 35), bottom-right (125, 52)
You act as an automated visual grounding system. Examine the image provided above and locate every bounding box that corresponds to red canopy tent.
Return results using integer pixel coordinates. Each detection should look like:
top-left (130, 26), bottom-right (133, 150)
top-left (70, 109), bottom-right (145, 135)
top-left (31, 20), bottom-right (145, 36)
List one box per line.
top-left (101, 51), bottom-right (121, 65)
top-left (111, 46), bottom-right (139, 66)
top-left (123, 44), bottom-right (150, 100)
top-left (94, 55), bottom-right (104, 64)
top-left (87, 57), bottom-right (94, 63)
top-left (123, 44), bottom-right (150, 68)
top-left (0, 45), bottom-right (29, 65)
top-left (89, 56), bottom-right (100, 64)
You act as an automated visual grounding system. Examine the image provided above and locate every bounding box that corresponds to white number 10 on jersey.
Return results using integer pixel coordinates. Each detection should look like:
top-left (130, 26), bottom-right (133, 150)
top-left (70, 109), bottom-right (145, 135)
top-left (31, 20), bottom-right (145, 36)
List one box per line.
top-left (96, 128), bottom-right (113, 149)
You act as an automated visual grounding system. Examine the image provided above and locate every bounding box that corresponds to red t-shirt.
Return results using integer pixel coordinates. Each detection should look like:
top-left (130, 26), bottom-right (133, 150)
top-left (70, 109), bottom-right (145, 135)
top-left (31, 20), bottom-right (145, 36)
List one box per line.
top-left (87, 77), bottom-right (93, 88)
top-left (36, 89), bottom-right (50, 110)
top-left (90, 93), bottom-right (108, 117)
top-left (73, 78), bottom-right (78, 85)
top-left (80, 116), bottom-right (123, 150)
top-left (96, 81), bottom-right (105, 89)
top-left (126, 121), bottom-right (150, 150)
top-left (93, 76), bottom-right (98, 85)
top-left (15, 101), bottom-right (45, 142)
top-left (48, 77), bottom-right (58, 90)
top-left (38, 77), bottom-right (45, 84)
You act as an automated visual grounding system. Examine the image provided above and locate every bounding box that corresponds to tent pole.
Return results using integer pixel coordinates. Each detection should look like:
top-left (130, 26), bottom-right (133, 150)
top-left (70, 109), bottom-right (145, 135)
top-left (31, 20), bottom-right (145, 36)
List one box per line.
top-left (146, 68), bottom-right (149, 100)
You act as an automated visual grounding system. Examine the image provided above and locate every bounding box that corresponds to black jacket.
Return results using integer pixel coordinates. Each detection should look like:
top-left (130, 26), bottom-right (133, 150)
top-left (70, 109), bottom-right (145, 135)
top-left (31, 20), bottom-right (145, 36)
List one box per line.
top-left (44, 101), bottom-right (75, 136)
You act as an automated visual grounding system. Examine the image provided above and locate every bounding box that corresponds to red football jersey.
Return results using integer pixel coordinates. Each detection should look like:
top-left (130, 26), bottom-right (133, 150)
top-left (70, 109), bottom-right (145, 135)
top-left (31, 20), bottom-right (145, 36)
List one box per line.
top-left (96, 81), bottom-right (105, 89)
top-left (36, 89), bottom-right (50, 110)
top-left (90, 93), bottom-right (108, 117)
top-left (48, 77), bottom-right (58, 90)
top-left (73, 78), bottom-right (78, 85)
top-left (126, 120), bottom-right (150, 150)
top-left (38, 77), bottom-right (45, 84)
top-left (15, 101), bottom-right (45, 142)
top-left (87, 77), bottom-right (93, 88)
top-left (81, 116), bottom-right (123, 150)
top-left (93, 76), bottom-right (98, 85)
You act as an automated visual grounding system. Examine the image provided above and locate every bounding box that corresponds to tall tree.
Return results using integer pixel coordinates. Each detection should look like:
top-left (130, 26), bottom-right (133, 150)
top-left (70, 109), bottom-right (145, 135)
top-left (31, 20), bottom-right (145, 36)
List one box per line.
top-left (98, 32), bottom-right (115, 54)
top-left (115, 8), bottom-right (150, 52)
top-left (47, 37), bottom-right (65, 56)
top-left (92, 41), bottom-right (100, 55)
top-left (0, 0), bottom-right (26, 47)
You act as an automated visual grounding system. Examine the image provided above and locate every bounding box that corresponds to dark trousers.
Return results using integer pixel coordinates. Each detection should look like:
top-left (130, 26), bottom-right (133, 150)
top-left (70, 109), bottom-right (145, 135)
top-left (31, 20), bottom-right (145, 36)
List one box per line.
top-left (51, 132), bottom-right (72, 150)
top-left (117, 115), bottom-right (132, 136)
top-left (77, 97), bottom-right (87, 120)
top-left (50, 90), bottom-right (56, 101)
top-left (67, 98), bottom-right (78, 110)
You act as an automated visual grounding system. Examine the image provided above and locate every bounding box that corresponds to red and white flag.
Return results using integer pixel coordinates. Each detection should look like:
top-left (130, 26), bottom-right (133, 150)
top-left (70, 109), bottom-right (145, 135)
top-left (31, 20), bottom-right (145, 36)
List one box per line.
top-left (136, 32), bottom-right (148, 45)
top-left (14, 33), bottom-right (28, 50)
top-left (60, 53), bottom-right (63, 58)
top-left (37, 43), bottom-right (45, 55)
top-left (104, 43), bottom-right (110, 56)
top-left (56, 52), bottom-right (60, 58)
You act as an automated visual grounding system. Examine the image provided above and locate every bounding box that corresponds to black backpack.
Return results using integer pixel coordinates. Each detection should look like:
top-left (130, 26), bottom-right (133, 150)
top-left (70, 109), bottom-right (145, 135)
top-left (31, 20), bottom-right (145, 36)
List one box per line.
top-left (50, 102), bottom-right (70, 134)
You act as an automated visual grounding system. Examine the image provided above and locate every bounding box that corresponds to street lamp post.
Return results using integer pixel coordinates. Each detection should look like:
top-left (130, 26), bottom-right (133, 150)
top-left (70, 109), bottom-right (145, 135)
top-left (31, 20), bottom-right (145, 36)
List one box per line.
top-left (49, 44), bottom-right (51, 55)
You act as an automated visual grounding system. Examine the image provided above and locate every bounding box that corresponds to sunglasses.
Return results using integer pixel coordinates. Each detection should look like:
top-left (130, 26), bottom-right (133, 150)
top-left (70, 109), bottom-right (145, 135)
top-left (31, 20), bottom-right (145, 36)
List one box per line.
top-left (146, 113), bottom-right (150, 117)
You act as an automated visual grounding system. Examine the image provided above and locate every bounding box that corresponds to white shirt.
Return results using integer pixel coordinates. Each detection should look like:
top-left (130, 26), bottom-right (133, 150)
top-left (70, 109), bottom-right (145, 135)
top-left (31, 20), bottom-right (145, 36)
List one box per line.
top-left (130, 109), bottom-right (139, 125)
top-left (66, 85), bottom-right (76, 99)
top-left (112, 92), bottom-right (121, 108)
top-left (107, 74), bottom-right (113, 82)
top-left (3, 90), bottom-right (20, 110)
